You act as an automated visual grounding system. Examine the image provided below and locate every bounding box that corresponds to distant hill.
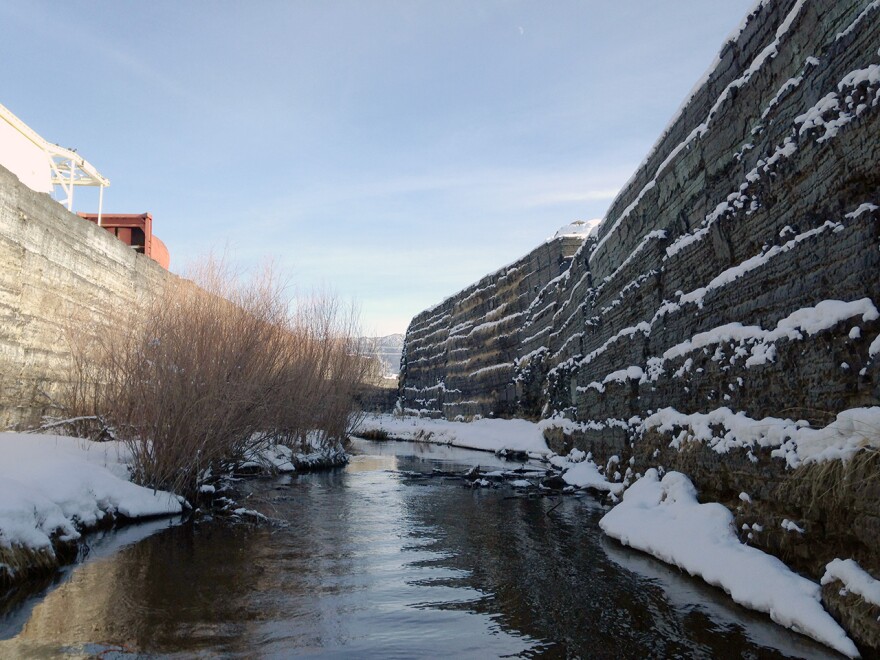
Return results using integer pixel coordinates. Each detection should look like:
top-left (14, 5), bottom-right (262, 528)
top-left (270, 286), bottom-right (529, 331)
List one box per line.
top-left (365, 333), bottom-right (404, 376)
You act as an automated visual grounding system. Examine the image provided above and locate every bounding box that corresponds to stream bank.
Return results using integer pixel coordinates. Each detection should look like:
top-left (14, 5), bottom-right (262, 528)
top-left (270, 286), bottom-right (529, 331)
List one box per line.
top-left (0, 438), bottom-right (840, 658)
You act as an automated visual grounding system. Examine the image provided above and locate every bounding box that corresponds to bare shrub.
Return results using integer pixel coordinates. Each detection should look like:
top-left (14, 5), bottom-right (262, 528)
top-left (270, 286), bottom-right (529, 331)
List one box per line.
top-left (64, 258), bottom-right (370, 500)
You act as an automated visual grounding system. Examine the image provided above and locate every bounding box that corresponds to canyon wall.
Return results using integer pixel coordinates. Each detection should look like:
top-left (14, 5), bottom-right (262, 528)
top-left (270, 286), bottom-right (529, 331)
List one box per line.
top-left (401, 0), bottom-right (880, 649)
top-left (0, 164), bottom-right (176, 429)
top-left (402, 233), bottom-right (585, 419)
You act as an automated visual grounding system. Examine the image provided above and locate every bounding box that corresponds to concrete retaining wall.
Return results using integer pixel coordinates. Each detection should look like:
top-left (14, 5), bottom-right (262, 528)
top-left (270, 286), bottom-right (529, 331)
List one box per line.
top-left (0, 164), bottom-right (176, 428)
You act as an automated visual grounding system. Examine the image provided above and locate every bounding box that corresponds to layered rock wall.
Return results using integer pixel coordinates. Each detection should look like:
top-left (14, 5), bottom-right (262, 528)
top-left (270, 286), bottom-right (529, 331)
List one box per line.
top-left (0, 164), bottom-right (176, 428)
top-left (401, 0), bottom-right (880, 649)
top-left (406, 0), bottom-right (880, 424)
top-left (402, 235), bottom-right (584, 419)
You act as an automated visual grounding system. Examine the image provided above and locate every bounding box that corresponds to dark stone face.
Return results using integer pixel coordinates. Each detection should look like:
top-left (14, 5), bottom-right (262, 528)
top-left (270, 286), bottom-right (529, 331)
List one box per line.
top-left (399, 0), bottom-right (880, 651)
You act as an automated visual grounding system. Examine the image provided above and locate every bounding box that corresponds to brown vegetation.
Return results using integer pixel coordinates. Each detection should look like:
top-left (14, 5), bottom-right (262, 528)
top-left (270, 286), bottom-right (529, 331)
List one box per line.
top-left (64, 259), bottom-right (371, 500)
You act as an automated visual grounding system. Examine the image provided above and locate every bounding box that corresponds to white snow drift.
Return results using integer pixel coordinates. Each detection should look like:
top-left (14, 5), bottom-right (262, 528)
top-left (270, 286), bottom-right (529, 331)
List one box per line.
top-left (599, 469), bottom-right (858, 657)
top-left (0, 433), bottom-right (182, 557)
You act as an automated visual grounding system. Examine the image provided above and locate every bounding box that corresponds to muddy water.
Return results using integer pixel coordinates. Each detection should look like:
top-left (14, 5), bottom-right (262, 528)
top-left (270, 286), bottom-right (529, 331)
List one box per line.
top-left (0, 439), bottom-right (835, 658)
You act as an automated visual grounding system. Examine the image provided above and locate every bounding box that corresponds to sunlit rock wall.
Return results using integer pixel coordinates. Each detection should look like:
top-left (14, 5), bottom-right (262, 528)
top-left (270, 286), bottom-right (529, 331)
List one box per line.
top-left (0, 164), bottom-right (176, 428)
top-left (401, 0), bottom-right (880, 646)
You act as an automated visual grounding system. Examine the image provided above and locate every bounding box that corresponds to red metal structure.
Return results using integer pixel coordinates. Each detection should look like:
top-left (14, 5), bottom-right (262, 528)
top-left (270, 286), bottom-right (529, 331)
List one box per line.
top-left (78, 212), bottom-right (170, 270)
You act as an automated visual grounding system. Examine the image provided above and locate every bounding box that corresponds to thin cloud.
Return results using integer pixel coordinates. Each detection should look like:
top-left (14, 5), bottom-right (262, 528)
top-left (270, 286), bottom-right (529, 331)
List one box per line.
top-left (245, 166), bottom-right (630, 226)
top-left (522, 188), bottom-right (620, 207)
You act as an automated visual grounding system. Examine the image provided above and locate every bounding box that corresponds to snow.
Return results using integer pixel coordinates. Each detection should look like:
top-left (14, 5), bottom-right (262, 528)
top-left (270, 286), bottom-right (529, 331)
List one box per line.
top-left (554, 218), bottom-right (601, 239)
top-left (468, 312), bottom-right (524, 337)
top-left (795, 92), bottom-right (842, 137)
top-left (597, 230), bottom-right (666, 291)
top-left (521, 324), bottom-right (551, 345)
top-left (592, 0), bottom-right (807, 262)
top-left (232, 507), bottom-right (268, 521)
top-left (539, 414), bottom-right (632, 436)
top-left (870, 334), bottom-right (880, 358)
top-left (600, 470), bottom-right (858, 657)
top-left (845, 202), bottom-right (878, 219)
top-left (836, 1), bottom-right (880, 41)
top-left (244, 434), bottom-right (348, 473)
top-left (460, 447), bottom-right (626, 495)
top-left (355, 414), bottom-right (551, 455)
top-left (586, 297), bottom-right (878, 390)
top-left (667, 65), bottom-right (876, 261)
top-left (839, 63), bottom-right (880, 89)
top-left (559, 458), bottom-right (624, 496)
top-left (642, 405), bottom-right (880, 467)
top-left (675, 221), bottom-right (849, 304)
top-left (822, 558), bottom-right (880, 608)
top-left (468, 362), bottom-right (514, 378)
top-left (580, 366), bottom-right (645, 394)
top-left (794, 406), bottom-right (880, 464)
top-left (761, 74), bottom-right (804, 119)
top-left (776, 299), bottom-right (878, 334)
top-left (0, 433), bottom-right (182, 556)
top-left (794, 63), bottom-right (880, 144)
top-left (576, 321), bottom-right (652, 368)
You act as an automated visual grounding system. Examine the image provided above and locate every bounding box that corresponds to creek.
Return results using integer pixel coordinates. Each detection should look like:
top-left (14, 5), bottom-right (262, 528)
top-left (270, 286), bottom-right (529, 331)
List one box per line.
top-left (0, 438), bottom-right (834, 658)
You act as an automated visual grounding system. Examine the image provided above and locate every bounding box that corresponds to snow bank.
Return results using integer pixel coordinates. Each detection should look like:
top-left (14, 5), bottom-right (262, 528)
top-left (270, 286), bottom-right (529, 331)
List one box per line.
top-left (653, 298), bottom-right (878, 371)
top-left (0, 433), bottom-right (182, 555)
top-left (600, 470), bottom-right (858, 657)
top-left (355, 414), bottom-right (550, 455)
top-left (822, 558), bottom-right (880, 608)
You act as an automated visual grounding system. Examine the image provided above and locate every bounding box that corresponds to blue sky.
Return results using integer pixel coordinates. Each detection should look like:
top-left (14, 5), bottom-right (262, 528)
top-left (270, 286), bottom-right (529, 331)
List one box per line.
top-left (1, 1), bottom-right (753, 335)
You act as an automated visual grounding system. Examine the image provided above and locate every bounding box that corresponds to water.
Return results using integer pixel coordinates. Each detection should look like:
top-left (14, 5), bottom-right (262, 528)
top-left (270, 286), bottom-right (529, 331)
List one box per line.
top-left (0, 439), bottom-right (835, 658)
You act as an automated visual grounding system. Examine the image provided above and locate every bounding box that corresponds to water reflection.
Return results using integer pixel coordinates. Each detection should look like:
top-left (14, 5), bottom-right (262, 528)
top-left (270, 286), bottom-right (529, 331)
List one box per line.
top-left (0, 439), bottom-right (836, 658)
top-left (345, 453), bottom-right (398, 473)
top-left (599, 538), bottom-right (831, 657)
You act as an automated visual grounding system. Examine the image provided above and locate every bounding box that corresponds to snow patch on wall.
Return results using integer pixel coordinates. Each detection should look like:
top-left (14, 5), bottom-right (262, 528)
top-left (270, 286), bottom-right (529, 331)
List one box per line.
top-left (642, 405), bottom-right (880, 468)
top-left (822, 558), bottom-right (880, 608)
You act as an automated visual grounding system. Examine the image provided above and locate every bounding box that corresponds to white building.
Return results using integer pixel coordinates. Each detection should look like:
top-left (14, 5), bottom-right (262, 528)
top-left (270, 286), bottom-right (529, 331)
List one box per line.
top-left (0, 102), bottom-right (108, 220)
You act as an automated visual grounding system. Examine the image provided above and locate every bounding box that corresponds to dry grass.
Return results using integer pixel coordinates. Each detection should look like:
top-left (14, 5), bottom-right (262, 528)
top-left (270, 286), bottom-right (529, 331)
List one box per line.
top-left (63, 258), bottom-right (371, 500)
top-left (780, 447), bottom-right (880, 518)
top-left (0, 544), bottom-right (63, 588)
top-left (780, 414), bottom-right (880, 519)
